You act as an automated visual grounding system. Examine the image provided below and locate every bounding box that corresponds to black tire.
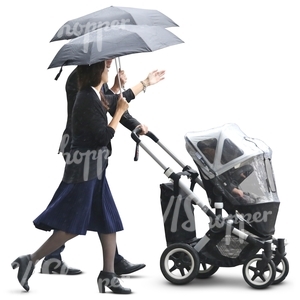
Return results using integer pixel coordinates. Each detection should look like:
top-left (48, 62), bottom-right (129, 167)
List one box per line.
top-left (242, 254), bottom-right (276, 289)
top-left (197, 262), bottom-right (219, 279)
top-left (160, 243), bottom-right (200, 285)
top-left (272, 256), bottom-right (289, 285)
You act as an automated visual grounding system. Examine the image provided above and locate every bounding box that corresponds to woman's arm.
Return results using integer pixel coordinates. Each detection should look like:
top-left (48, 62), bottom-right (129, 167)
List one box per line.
top-left (106, 92), bottom-right (139, 131)
top-left (130, 70), bottom-right (165, 96)
top-left (107, 96), bottom-right (129, 131)
top-left (108, 69), bottom-right (165, 96)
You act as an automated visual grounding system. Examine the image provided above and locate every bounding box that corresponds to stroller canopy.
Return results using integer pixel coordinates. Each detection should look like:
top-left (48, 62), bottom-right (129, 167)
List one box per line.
top-left (185, 123), bottom-right (272, 178)
top-left (185, 123), bottom-right (280, 237)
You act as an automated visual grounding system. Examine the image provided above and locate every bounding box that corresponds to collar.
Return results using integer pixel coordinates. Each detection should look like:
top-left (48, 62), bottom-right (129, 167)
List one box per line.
top-left (91, 86), bottom-right (101, 100)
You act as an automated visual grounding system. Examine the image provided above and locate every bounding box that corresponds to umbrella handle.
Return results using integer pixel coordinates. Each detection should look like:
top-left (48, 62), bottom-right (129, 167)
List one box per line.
top-left (115, 58), bottom-right (125, 93)
top-left (117, 57), bottom-right (125, 91)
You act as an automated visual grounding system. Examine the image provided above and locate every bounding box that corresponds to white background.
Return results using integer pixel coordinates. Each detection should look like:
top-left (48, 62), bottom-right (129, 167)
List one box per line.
top-left (1, 0), bottom-right (298, 298)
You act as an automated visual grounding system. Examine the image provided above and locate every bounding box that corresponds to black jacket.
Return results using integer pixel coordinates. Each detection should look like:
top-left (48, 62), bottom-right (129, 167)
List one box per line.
top-left (63, 86), bottom-right (118, 183)
top-left (59, 67), bottom-right (140, 155)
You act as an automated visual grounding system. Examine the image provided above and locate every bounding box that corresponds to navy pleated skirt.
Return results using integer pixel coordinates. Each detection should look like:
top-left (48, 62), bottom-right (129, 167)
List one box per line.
top-left (33, 172), bottom-right (123, 235)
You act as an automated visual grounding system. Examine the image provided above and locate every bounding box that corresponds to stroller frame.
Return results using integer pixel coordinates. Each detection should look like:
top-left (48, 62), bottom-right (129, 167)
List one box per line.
top-left (131, 128), bottom-right (288, 289)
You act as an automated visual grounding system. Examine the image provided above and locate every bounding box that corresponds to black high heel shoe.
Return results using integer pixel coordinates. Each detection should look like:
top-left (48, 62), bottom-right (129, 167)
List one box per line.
top-left (97, 271), bottom-right (131, 294)
top-left (11, 255), bottom-right (35, 291)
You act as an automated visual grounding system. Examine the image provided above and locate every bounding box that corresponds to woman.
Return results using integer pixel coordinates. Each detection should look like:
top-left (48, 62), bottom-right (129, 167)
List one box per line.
top-left (11, 61), bottom-right (161, 294)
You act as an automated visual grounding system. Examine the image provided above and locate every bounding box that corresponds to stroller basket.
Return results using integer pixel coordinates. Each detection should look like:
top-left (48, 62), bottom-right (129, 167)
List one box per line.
top-left (160, 182), bottom-right (197, 245)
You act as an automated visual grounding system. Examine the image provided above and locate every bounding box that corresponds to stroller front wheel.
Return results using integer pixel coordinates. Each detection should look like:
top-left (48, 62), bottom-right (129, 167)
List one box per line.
top-left (272, 256), bottom-right (289, 285)
top-left (242, 254), bottom-right (276, 289)
top-left (160, 243), bottom-right (200, 285)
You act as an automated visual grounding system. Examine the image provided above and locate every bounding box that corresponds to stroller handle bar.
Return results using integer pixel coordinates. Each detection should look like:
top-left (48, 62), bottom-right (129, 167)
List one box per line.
top-left (131, 127), bottom-right (218, 222)
top-left (131, 127), bottom-right (204, 189)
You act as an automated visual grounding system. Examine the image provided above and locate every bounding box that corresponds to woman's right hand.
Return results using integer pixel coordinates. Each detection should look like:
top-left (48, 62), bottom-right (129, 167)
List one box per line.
top-left (109, 95), bottom-right (129, 131)
top-left (116, 95), bottom-right (129, 113)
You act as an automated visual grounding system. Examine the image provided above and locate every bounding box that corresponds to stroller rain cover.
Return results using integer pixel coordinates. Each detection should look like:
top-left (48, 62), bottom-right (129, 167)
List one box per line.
top-left (185, 123), bottom-right (280, 237)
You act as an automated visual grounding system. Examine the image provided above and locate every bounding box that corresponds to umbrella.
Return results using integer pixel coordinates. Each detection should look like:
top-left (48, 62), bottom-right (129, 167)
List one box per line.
top-left (50, 6), bottom-right (178, 42)
top-left (48, 25), bottom-right (184, 70)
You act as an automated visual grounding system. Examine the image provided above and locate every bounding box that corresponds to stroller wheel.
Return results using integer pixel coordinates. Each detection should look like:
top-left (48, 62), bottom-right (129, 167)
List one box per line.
top-left (272, 256), bottom-right (289, 285)
top-left (197, 262), bottom-right (219, 279)
top-left (160, 243), bottom-right (200, 285)
top-left (242, 254), bottom-right (276, 289)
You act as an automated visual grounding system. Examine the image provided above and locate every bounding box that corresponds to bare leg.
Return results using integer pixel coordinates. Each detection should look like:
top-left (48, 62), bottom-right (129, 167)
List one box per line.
top-left (31, 230), bottom-right (77, 264)
top-left (98, 232), bottom-right (116, 273)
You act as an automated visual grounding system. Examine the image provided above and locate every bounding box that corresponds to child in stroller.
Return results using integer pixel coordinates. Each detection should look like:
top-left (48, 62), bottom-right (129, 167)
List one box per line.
top-left (199, 141), bottom-right (254, 202)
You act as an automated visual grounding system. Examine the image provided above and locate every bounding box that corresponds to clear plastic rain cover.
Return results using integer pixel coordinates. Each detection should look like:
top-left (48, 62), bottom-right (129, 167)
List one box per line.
top-left (185, 123), bottom-right (280, 235)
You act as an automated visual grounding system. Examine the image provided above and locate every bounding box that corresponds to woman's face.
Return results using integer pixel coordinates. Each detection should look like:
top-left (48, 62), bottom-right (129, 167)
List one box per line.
top-left (106, 59), bottom-right (113, 68)
top-left (101, 65), bottom-right (109, 84)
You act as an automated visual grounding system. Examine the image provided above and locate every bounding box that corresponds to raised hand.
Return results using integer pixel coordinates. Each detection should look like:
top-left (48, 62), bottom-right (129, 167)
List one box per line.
top-left (146, 70), bottom-right (165, 86)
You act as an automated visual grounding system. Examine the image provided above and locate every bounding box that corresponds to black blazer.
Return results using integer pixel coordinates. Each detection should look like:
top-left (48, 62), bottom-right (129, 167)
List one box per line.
top-left (63, 86), bottom-right (136, 183)
top-left (59, 67), bottom-right (140, 154)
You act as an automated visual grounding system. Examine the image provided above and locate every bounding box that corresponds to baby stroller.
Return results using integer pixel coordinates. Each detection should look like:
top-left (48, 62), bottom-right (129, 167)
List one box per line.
top-left (131, 123), bottom-right (288, 289)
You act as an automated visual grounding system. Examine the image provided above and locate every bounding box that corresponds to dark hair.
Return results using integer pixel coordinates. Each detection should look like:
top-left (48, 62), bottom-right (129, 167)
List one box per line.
top-left (76, 61), bottom-right (109, 109)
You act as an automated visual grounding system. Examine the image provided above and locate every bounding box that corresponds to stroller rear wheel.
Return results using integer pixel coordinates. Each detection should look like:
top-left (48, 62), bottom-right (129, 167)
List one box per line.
top-left (160, 243), bottom-right (200, 285)
top-left (242, 254), bottom-right (276, 289)
top-left (197, 262), bottom-right (219, 279)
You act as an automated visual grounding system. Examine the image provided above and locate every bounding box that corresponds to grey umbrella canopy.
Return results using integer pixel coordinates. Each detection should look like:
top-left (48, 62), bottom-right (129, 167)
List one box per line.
top-left (48, 25), bottom-right (184, 69)
top-left (50, 6), bottom-right (178, 42)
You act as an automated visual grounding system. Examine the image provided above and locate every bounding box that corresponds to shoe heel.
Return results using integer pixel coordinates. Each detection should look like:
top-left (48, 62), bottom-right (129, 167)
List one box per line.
top-left (97, 271), bottom-right (131, 294)
top-left (11, 255), bottom-right (34, 292)
top-left (97, 279), bottom-right (106, 293)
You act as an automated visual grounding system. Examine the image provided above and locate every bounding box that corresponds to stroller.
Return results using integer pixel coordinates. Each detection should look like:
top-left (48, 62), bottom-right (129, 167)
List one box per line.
top-left (131, 123), bottom-right (288, 289)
